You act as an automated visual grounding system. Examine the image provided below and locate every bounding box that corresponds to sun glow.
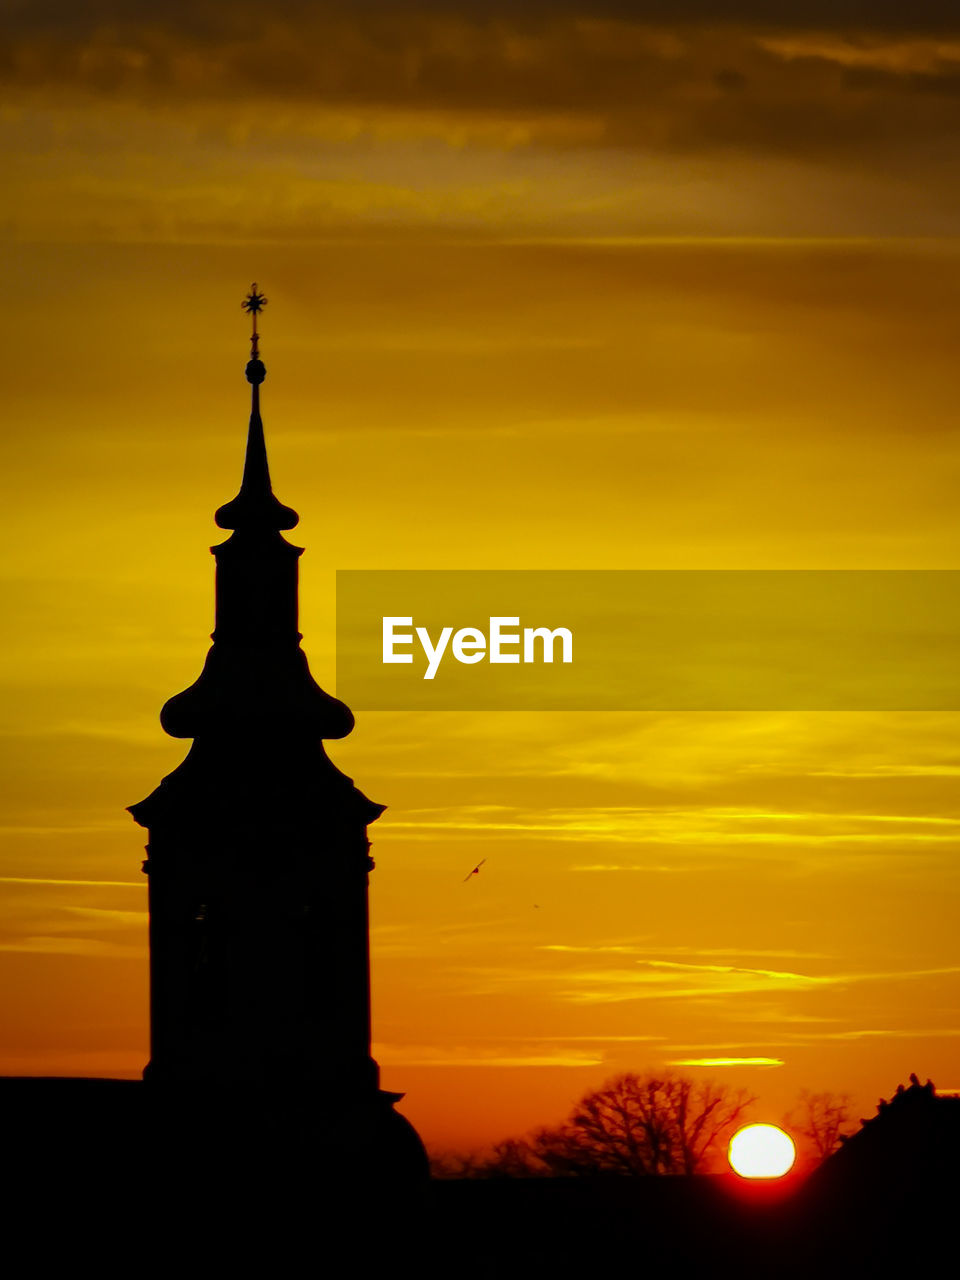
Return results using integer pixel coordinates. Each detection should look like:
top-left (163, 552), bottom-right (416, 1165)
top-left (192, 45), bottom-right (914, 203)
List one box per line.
top-left (728, 1124), bottom-right (796, 1179)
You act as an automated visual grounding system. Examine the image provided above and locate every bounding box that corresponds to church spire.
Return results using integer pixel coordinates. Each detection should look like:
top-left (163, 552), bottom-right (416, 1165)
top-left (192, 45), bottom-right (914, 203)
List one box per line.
top-left (126, 284), bottom-right (427, 1184)
top-left (148, 285), bottom-right (354, 743)
top-left (215, 284), bottom-right (299, 534)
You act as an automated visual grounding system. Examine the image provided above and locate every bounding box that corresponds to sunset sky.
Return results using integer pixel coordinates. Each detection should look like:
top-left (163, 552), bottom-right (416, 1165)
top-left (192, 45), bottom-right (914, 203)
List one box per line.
top-left (4, 1), bottom-right (960, 1153)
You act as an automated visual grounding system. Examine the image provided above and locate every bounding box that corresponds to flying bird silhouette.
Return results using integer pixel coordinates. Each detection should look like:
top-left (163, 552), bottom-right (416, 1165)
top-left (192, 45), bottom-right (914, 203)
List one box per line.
top-left (463, 859), bottom-right (486, 883)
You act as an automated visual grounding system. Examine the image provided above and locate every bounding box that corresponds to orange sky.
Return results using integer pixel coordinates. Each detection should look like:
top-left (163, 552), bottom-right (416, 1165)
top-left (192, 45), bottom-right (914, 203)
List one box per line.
top-left (3, 3), bottom-right (960, 1153)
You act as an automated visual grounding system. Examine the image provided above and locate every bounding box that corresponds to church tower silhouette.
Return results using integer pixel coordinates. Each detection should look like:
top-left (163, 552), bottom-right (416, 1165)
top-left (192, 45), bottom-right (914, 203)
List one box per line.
top-left (129, 288), bottom-right (426, 1179)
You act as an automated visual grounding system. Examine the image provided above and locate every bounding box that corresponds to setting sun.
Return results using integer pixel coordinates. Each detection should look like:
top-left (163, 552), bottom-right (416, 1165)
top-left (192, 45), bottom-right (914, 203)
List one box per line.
top-left (728, 1125), bottom-right (797, 1179)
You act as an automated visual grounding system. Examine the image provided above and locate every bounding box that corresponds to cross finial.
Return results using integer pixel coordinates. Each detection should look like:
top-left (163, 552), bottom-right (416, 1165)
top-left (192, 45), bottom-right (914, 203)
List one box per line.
top-left (242, 283), bottom-right (267, 360)
top-left (242, 283), bottom-right (267, 383)
top-left (243, 283), bottom-right (267, 316)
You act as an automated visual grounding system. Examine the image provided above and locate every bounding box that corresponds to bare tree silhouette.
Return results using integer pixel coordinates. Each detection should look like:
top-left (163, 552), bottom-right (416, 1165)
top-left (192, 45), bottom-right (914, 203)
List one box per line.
top-left (438, 1072), bottom-right (755, 1178)
top-left (783, 1090), bottom-right (853, 1163)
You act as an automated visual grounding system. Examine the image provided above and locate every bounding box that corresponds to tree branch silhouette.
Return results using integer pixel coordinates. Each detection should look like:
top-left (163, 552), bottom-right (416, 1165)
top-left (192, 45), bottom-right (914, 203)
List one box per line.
top-left (435, 1072), bottom-right (756, 1178)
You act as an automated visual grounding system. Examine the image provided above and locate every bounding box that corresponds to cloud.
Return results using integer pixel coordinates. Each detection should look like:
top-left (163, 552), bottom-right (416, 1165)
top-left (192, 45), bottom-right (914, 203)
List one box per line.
top-left (61, 906), bottom-right (148, 927)
top-left (570, 864), bottom-right (695, 872)
top-left (776, 1026), bottom-right (960, 1043)
top-left (370, 914), bottom-right (525, 958)
top-left (0, 824), bottom-right (130, 837)
top-left (6, 6), bottom-right (960, 244)
top-left (386, 801), bottom-right (960, 854)
top-left (515, 1034), bottom-right (664, 1044)
top-left (541, 944), bottom-right (834, 959)
top-left (0, 876), bottom-right (143, 888)
top-left (668, 1056), bottom-right (784, 1067)
top-left (806, 765), bottom-right (960, 778)
top-left (372, 1040), bottom-right (604, 1067)
top-left (647, 959), bottom-right (825, 982)
top-left (759, 34), bottom-right (960, 74)
top-left (460, 958), bottom-right (828, 1003)
top-left (4, 4), bottom-right (960, 165)
top-left (0, 935), bottom-right (146, 957)
top-left (560, 962), bottom-right (960, 1003)
top-left (468, 958), bottom-right (960, 1005)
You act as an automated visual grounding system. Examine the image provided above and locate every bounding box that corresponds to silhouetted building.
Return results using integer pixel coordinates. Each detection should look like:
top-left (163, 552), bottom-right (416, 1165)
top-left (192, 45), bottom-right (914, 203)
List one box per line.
top-left (128, 288), bottom-right (426, 1180)
top-left (794, 1074), bottom-right (960, 1271)
top-left (810, 1073), bottom-right (960, 1194)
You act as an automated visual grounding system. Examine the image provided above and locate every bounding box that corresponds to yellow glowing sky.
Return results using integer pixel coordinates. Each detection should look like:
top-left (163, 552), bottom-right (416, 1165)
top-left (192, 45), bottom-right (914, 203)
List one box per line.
top-left (3, 3), bottom-right (960, 1152)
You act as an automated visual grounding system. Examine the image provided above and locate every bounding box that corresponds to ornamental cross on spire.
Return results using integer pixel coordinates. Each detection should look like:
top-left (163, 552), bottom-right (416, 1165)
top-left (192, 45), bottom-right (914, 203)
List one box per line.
top-left (212, 283), bottom-right (297, 533)
top-left (242, 283), bottom-right (267, 361)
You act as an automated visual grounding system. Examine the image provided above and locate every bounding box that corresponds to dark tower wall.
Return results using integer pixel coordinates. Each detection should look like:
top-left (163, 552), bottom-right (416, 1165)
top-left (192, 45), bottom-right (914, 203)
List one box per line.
top-left (136, 743), bottom-right (381, 1093)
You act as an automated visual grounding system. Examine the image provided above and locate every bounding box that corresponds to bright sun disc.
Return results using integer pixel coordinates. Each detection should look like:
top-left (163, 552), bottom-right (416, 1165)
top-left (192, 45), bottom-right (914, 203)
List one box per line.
top-left (728, 1124), bottom-right (796, 1178)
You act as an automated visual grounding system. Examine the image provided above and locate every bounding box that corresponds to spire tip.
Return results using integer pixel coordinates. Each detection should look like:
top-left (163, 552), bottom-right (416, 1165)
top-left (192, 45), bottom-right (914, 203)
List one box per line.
top-left (242, 284), bottom-right (268, 371)
top-left (216, 283), bottom-right (298, 533)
